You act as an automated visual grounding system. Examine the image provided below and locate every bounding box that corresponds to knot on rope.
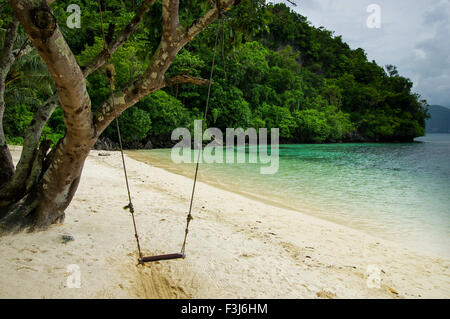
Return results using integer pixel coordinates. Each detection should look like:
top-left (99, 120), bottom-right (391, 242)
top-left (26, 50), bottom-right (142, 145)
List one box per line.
top-left (105, 63), bottom-right (115, 78)
top-left (123, 202), bottom-right (135, 214)
top-left (105, 63), bottom-right (116, 90)
top-left (216, 0), bottom-right (226, 19)
top-left (103, 48), bottom-right (113, 60)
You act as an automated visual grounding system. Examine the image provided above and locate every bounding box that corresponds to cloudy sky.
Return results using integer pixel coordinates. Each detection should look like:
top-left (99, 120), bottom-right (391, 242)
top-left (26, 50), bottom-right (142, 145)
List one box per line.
top-left (274, 0), bottom-right (450, 106)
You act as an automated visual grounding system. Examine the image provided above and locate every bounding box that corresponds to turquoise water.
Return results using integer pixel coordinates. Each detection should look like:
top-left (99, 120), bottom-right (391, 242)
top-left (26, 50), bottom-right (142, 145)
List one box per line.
top-left (130, 134), bottom-right (450, 257)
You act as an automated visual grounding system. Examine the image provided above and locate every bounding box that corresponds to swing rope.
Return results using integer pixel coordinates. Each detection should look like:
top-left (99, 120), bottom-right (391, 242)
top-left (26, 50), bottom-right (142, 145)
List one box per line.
top-left (98, 0), bottom-right (143, 262)
top-left (181, 17), bottom-right (223, 256)
top-left (98, 0), bottom-right (226, 263)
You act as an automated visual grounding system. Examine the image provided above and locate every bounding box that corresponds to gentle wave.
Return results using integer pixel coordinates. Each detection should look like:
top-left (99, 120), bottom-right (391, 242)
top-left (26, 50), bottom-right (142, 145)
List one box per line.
top-left (128, 134), bottom-right (450, 257)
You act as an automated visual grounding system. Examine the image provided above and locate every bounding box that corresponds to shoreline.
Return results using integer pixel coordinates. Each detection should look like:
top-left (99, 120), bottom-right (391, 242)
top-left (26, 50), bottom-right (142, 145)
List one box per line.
top-left (86, 133), bottom-right (442, 154)
top-left (1, 147), bottom-right (449, 298)
top-left (127, 149), bottom-right (450, 260)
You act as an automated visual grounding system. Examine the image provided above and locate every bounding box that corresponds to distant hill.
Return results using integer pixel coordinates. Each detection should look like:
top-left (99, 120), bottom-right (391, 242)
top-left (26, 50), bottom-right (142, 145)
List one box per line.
top-left (426, 105), bottom-right (450, 133)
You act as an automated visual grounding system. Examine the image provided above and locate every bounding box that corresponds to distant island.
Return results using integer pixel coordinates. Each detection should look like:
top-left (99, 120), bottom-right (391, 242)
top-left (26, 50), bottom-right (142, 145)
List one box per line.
top-left (426, 105), bottom-right (450, 133)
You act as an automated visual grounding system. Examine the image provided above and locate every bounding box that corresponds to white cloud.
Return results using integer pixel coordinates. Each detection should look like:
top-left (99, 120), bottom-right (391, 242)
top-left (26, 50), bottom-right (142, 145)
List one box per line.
top-left (414, 49), bottom-right (427, 60)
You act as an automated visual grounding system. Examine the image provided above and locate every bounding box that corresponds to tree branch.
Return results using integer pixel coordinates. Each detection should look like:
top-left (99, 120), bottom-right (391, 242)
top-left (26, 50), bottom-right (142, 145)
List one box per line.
top-left (162, 0), bottom-right (180, 36)
top-left (183, 0), bottom-right (236, 43)
top-left (93, 0), bottom-right (238, 134)
top-left (81, 0), bottom-right (156, 77)
top-left (285, 0), bottom-right (297, 6)
top-left (165, 74), bottom-right (210, 87)
top-left (9, 0), bottom-right (93, 139)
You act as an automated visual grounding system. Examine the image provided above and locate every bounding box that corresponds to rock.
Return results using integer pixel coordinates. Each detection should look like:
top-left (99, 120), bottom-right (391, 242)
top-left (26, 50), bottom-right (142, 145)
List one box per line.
top-left (126, 140), bottom-right (144, 150)
top-left (316, 290), bottom-right (336, 299)
top-left (61, 234), bottom-right (74, 244)
top-left (389, 287), bottom-right (399, 295)
top-left (151, 132), bottom-right (176, 148)
top-left (93, 137), bottom-right (120, 151)
top-left (144, 140), bottom-right (153, 150)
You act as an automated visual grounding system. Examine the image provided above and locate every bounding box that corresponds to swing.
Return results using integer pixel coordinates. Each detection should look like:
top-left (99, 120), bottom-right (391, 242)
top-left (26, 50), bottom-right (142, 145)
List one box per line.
top-left (98, 1), bottom-right (225, 264)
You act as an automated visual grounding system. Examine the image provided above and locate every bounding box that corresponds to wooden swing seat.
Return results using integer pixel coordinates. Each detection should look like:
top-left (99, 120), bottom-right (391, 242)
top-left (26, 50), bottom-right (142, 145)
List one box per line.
top-left (139, 253), bottom-right (185, 263)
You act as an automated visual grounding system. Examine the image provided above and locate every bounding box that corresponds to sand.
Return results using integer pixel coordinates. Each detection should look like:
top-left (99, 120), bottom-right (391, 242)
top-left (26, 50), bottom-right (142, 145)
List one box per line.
top-left (0, 146), bottom-right (449, 299)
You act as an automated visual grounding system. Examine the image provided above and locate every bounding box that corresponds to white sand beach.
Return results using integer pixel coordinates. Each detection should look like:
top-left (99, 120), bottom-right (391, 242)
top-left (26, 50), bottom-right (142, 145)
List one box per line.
top-left (0, 146), bottom-right (449, 299)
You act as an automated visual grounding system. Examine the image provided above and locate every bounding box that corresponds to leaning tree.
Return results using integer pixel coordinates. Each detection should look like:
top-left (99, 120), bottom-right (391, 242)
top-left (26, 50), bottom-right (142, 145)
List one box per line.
top-left (0, 0), bottom-right (240, 232)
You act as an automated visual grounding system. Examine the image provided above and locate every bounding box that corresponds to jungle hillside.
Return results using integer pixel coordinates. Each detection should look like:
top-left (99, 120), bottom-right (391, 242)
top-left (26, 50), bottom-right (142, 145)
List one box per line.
top-left (2, 1), bottom-right (429, 148)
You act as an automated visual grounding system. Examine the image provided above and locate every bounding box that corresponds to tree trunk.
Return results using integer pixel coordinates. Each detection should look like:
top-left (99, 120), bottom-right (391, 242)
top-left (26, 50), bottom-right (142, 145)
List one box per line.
top-left (0, 99), bottom-right (14, 190)
top-left (0, 0), bottom-right (236, 234)
top-left (0, 96), bottom-right (58, 201)
top-left (0, 0), bottom-right (95, 232)
top-left (0, 18), bottom-right (19, 188)
top-left (0, 143), bottom-right (14, 189)
top-left (0, 136), bottom-right (93, 231)
top-left (0, 0), bottom-right (156, 201)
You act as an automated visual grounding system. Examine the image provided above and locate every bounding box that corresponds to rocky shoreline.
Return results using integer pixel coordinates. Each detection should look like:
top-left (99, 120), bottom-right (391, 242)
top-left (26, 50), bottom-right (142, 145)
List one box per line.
top-left (92, 133), bottom-right (418, 151)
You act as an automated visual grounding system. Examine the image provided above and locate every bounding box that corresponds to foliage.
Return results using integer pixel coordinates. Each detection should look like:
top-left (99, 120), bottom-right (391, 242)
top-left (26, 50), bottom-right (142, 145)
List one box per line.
top-left (2, 1), bottom-right (428, 147)
top-left (105, 107), bottom-right (151, 144)
top-left (137, 90), bottom-right (192, 137)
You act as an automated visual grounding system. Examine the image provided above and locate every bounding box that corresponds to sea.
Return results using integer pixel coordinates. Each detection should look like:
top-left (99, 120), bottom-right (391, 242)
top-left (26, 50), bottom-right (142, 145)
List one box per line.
top-left (128, 133), bottom-right (450, 257)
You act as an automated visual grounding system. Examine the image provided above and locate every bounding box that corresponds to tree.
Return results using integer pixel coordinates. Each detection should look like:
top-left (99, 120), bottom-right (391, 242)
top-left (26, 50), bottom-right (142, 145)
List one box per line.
top-left (0, 0), bottom-right (238, 233)
top-left (0, 16), bottom-right (19, 195)
top-left (0, 0), bottom-right (428, 232)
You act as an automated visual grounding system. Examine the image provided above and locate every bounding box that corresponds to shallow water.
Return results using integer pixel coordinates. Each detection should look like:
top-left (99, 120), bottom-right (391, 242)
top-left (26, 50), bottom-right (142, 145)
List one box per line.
top-left (128, 134), bottom-right (450, 257)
